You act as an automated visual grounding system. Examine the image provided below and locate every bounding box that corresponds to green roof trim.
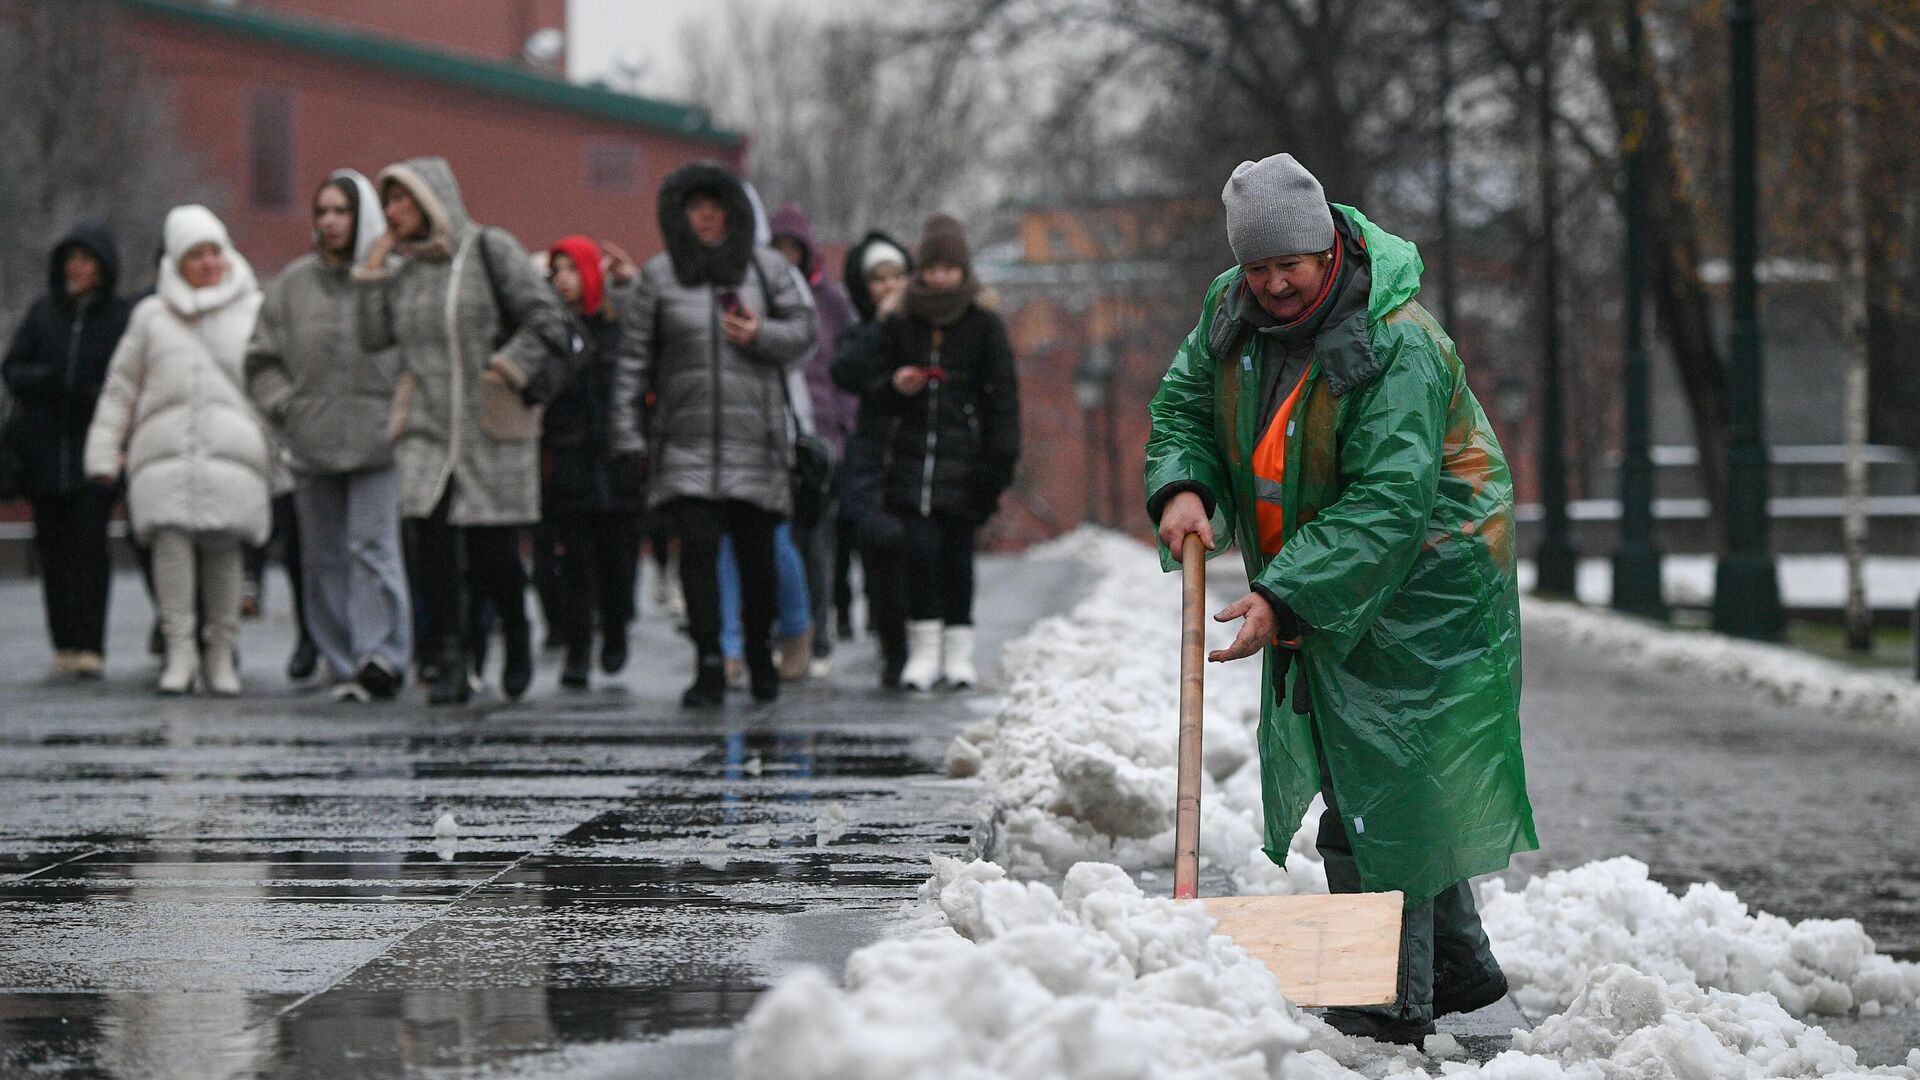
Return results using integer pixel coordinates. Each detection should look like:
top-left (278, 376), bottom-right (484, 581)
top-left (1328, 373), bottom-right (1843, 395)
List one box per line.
top-left (118, 0), bottom-right (743, 149)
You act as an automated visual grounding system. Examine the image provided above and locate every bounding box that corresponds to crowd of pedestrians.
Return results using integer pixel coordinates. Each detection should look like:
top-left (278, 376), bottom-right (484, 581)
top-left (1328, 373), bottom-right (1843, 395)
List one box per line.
top-left (1, 157), bottom-right (1021, 707)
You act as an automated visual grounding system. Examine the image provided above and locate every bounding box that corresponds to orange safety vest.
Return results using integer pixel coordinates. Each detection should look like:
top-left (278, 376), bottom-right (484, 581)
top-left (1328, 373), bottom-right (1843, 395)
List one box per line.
top-left (1251, 368), bottom-right (1311, 557)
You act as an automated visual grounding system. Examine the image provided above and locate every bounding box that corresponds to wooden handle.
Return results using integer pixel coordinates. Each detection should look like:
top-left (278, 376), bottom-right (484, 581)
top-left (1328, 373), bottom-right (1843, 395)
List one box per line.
top-left (1173, 533), bottom-right (1206, 900)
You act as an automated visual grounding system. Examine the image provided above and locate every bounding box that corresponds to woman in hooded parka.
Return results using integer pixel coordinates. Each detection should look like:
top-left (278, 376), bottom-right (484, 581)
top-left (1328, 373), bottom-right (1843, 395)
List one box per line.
top-left (609, 161), bottom-right (816, 708)
top-left (247, 170), bottom-right (411, 702)
top-left (354, 156), bottom-right (569, 705)
top-left (85, 205), bottom-right (273, 696)
top-left (3, 224), bottom-right (132, 678)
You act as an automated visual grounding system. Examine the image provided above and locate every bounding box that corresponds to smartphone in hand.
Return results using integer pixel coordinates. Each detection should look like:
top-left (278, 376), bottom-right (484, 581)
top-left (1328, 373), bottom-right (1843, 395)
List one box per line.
top-left (718, 290), bottom-right (746, 318)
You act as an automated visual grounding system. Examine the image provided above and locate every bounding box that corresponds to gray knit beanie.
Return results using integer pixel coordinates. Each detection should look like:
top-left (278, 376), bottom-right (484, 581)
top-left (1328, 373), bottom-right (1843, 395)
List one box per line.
top-left (1222, 154), bottom-right (1336, 264)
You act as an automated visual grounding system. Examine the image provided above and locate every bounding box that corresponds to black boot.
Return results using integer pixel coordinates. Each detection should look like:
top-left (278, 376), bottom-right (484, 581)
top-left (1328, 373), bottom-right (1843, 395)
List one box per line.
top-left (749, 661), bottom-right (779, 704)
top-left (502, 620), bottom-right (534, 701)
top-left (681, 654), bottom-right (726, 708)
top-left (428, 643), bottom-right (470, 706)
top-left (879, 627), bottom-right (908, 690)
top-left (286, 636), bottom-right (319, 682)
top-left (1319, 1009), bottom-right (1435, 1047)
top-left (1434, 970), bottom-right (1508, 1019)
top-left (600, 629), bottom-right (629, 675)
top-left (561, 640), bottom-right (591, 690)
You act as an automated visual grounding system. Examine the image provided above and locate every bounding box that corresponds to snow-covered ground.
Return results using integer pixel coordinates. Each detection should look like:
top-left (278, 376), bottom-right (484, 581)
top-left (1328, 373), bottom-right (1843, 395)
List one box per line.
top-left (734, 531), bottom-right (1920, 1078)
top-left (1516, 555), bottom-right (1920, 612)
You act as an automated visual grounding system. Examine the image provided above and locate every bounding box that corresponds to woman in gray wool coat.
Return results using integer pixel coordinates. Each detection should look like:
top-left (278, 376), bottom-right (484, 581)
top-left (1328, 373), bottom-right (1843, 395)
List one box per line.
top-left (354, 156), bottom-right (570, 706)
top-left (610, 161), bottom-right (816, 707)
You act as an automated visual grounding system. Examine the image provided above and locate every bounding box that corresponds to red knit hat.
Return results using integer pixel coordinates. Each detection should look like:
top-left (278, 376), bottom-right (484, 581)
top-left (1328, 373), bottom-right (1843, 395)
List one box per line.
top-left (548, 234), bottom-right (605, 316)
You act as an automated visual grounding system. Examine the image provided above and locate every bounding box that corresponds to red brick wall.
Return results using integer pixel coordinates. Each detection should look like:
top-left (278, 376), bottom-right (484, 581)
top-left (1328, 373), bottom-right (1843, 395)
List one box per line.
top-left (242, 0), bottom-right (568, 65)
top-left (129, 14), bottom-right (740, 277)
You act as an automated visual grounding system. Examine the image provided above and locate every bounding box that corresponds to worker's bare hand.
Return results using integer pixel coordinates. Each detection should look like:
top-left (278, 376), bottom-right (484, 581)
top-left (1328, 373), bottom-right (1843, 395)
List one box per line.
top-left (1210, 591), bottom-right (1275, 663)
top-left (1157, 491), bottom-right (1215, 555)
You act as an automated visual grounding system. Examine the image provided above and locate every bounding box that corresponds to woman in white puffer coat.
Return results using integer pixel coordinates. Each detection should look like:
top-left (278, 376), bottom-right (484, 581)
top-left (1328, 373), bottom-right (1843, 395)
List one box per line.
top-left (85, 205), bottom-right (274, 696)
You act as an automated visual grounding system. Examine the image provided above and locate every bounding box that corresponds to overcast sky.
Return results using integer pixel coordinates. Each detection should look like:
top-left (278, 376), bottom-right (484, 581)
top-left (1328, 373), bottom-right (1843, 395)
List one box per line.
top-left (567, 0), bottom-right (860, 98)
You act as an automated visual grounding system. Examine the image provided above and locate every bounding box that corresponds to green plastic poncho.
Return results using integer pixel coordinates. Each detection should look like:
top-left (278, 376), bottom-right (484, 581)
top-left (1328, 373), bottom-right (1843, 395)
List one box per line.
top-left (1144, 205), bottom-right (1537, 904)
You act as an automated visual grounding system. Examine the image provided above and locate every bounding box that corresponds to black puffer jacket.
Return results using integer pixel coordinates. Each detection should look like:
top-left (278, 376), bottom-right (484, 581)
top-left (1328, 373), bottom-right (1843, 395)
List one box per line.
top-left (3, 225), bottom-right (133, 496)
top-left (542, 297), bottom-right (638, 515)
top-left (831, 296), bottom-right (1020, 525)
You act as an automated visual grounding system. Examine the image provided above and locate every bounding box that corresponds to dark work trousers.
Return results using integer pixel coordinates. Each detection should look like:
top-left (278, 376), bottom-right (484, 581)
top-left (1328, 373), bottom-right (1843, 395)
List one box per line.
top-left (550, 512), bottom-right (640, 652)
top-left (1311, 720), bottom-right (1503, 1024)
top-left (408, 488), bottom-right (530, 662)
top-left (674, 498), bottom-right (777, 671)
top-left (244, 495), bottom-right (307, 633)
top-left (900, 511), bottom-right (976, 625)
top-left (28, 487), bottom-right (115, 654)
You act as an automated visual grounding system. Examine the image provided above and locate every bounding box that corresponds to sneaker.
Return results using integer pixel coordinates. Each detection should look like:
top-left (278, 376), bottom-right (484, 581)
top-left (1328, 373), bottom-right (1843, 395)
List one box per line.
top-left (51, 650), bottom-right (78, 676)
top-left (330, 680), bottom-right (372, 703)
top-left (70, 651), bottom-right (105, 679)
top-left (808, 656), bottom-right (832, 679)
top-left (355, 658), bottom-right (401, 701)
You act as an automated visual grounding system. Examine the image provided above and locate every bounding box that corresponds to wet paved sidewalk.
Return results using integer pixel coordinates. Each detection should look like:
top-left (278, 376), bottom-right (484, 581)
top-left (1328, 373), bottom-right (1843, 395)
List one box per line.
top-left (0, 556), bottom-right (1087, 1079)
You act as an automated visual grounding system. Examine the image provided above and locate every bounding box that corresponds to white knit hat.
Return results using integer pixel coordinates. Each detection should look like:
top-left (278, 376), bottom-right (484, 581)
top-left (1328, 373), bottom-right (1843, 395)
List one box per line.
top-left (860, 241), bottom-right (908, 277)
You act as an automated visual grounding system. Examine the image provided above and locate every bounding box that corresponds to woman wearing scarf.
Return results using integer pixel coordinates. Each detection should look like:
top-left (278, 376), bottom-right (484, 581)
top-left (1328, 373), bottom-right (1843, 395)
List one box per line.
top-left (831, 214), bottom-right (1020, 692)
top-left (85, 206), bottom-right (273, 696)
top-left (246, 170), bottom-right (411, 701)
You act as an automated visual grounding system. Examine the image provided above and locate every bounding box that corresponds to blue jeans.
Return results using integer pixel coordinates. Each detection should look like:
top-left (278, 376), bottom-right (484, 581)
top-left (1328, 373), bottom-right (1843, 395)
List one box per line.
top-left (719, 522), bottom-right (811, 660)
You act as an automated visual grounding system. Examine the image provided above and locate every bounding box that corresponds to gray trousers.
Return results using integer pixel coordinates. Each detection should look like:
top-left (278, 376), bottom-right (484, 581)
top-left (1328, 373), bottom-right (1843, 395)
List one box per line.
top-left (152, 529), bottom-right (242, 648)
top-left (294, 468), bottom-right (412, 680)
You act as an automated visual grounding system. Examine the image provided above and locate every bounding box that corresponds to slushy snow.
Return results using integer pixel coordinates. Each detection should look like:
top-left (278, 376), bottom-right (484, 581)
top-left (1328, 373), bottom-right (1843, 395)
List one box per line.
top-left (734, 530), bottom-right (1920, 1078)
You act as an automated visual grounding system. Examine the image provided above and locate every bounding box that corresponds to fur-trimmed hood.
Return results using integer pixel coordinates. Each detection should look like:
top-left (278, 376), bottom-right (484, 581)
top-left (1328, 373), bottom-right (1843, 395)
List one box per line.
top-left (656, 160), bottom-right (755, 288)
top-left (377, 156), bottom-right (473, 261)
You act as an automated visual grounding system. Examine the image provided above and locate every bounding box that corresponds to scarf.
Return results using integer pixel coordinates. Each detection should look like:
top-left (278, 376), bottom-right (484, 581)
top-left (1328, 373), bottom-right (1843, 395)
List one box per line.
top-left (903, 275), bottom-right (980, 328)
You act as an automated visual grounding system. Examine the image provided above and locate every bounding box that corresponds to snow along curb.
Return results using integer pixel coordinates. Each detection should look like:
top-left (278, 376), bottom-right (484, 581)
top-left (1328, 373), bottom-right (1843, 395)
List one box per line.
top-left (1520, 595), bottom-right (1920, 729)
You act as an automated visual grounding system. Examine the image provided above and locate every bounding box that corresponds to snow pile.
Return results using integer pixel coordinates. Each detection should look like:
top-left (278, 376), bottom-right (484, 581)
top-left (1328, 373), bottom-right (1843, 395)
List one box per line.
top-left (949, 530), bottom-right (1324, 896)
top-left (735, 856), bottom-right (1312, 1080)
top-left (1521, 597), bottom-right (1920, 729)
top-left (735, 859), bottom-right (1920, 1079)
top-left (1480, 857), bottom-right (1920, 1021)
top-left (1503, 964), bottom-right (1920, 1079)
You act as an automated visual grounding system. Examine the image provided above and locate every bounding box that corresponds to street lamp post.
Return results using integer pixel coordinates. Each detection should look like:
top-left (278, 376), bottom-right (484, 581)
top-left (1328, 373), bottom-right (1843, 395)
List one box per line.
top-left (1074, 354), bottom-right (1107, 529)
top-left (1533, 29), bottom-right (1579, 598)
top-left (1711, 0), bottom-right (1785, 640)
top-left (1612, 5), bottom-right (1667, 620)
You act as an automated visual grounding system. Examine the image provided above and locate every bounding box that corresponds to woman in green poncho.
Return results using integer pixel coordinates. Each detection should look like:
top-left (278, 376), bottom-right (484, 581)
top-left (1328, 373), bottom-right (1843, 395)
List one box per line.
top-left (1144, 153), bottom-right (1538, 1045)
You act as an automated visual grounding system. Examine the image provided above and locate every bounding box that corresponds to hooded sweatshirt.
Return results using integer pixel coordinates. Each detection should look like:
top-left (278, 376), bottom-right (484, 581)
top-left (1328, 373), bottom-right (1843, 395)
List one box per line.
top-left (769, 203), bottom-right (858, 451)
top-left (245, 169), bottom-right (400, 474)
top-left (353, 155), bottom-right (569, 525)
top-left (3, 223), bottom-right (133, 495)
top-left (84, 205), bottom-right (274, 544)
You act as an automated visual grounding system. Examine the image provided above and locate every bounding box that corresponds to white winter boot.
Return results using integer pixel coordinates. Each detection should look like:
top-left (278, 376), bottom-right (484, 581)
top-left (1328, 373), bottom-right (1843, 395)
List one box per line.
top-left (157, 634), bottom-right (199, 696)
top-left (940, 624), bottom-right (977, 689)
top-left (901, 620), bottom-right (944, 692)
top-left (201, 636), bottom-right (242, 697)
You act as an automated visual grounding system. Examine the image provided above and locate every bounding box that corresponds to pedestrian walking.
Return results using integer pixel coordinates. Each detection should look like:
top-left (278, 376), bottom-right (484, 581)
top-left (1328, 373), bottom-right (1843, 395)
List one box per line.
top-left (540, 234), bottom-right (642, 690)
top-left (831, 215), bottom-right (1020, 692)
top-left (831, 232), bottom-right (915, 687)
top-left (3, 225), bottom-right (132, 678)
top-left (770, 203), bottom-right (858, 677)
top-left (1145, 154), bottom-right (1537, 1045)
top-left (84, 205), bottom-right (273, 696)
top-left (354, 156), bottom-right (570, 705)
top-left (609, 160), bottom-right (817, 707)
top-left (246, 169), bottom-right (413, 702)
